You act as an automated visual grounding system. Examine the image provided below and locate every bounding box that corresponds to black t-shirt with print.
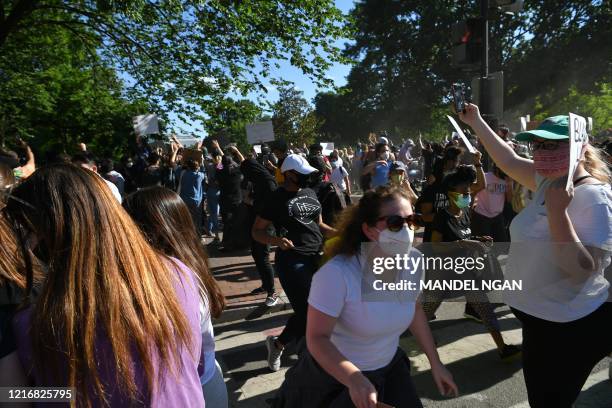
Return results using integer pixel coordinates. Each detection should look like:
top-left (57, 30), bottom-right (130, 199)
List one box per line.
top-left (418, 182), bottom-right (449, 242)
top-left (260, 187), bottom-right (323, 256)
top-left (432, 208), bottom-right (472, 242)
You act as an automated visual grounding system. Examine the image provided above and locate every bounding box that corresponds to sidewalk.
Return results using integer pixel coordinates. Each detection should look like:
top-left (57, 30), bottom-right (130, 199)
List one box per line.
top-left (206, 240), bottom-right (290, 324)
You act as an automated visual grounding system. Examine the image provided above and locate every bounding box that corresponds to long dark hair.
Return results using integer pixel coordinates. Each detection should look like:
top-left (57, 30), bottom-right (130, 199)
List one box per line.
top-left (4, 164), bottom-right (194, 406)
top-left (123, 186), bottom-right (225, 318)
top-left (327, 185), bottom-right (412, 258)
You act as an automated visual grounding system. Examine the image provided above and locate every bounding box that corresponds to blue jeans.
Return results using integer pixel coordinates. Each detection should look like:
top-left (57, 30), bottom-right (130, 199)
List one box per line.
top-left (275, 251), bottom-right (319, 346)
top-left (207, 188), bottom-right (220, 234)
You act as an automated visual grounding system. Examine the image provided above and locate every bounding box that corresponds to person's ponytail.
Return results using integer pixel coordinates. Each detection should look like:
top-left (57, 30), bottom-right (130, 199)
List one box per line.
top-left (584, 144), bottom-right (611, 184)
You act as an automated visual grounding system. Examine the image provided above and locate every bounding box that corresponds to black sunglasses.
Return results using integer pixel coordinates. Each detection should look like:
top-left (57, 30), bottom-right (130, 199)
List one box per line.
top-left (377, 214), bottom-right (423, 232)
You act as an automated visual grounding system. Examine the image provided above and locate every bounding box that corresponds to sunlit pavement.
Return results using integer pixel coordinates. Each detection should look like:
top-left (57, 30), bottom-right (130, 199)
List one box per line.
top-left (211, 250), bottom-right (612, 407)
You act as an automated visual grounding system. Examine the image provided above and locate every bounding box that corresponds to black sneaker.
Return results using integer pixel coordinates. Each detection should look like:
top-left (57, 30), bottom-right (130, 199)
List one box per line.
top-left (250, 286), bottom-right (266, 295)
top-left (499, 344), bottom-right (522, 362)
top-left (463, 304), bottom-right (484, 324)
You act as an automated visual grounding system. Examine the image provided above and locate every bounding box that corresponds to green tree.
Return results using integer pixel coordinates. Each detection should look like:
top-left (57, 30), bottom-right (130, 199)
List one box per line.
top-left (0, 0), bottom-right (349, 122)
top-left (272, 85), bottom-right (321, 146)
top-left (204, 98), bottom-right (263, 153)
top-left (0, 23), bottom-right (148, 157)
top-left (316, 0), bottom-right (611, 141)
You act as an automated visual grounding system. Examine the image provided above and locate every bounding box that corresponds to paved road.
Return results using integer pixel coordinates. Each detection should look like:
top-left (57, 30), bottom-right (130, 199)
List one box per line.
top-left (213, 300), bottom-right (612, 407)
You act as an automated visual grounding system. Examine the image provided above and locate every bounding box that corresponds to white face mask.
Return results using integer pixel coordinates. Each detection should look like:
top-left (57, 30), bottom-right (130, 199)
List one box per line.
top-left (380, 152), bottom-right (390, 161)
top-left (377, 225), bottom-right (414, 254)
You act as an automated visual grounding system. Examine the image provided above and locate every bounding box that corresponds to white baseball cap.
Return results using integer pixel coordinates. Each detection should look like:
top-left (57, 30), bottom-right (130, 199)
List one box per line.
top-left (280, 154), bottom-right (318, 175)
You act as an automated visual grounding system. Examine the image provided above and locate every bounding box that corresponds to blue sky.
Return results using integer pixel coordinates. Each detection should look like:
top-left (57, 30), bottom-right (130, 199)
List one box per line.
top-left (167, 0), bottom-right (355, 135)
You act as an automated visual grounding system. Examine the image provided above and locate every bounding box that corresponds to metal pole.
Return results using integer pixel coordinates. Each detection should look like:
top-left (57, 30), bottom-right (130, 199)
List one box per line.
top-left (481, 0), bottom-right (489, 79)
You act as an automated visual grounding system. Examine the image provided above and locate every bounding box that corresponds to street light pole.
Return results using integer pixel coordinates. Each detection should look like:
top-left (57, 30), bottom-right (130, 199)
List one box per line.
top-left (480, 0), bottom-right (489, 116)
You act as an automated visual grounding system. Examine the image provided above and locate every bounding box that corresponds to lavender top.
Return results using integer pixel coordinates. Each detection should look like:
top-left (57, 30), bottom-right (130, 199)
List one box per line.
top-left (13, 258), bottom-right (205, 407)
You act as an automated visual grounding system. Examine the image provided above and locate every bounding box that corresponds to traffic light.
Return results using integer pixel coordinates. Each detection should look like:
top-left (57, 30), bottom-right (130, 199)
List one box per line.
top-left (451, 18), bottom-right (484, 68)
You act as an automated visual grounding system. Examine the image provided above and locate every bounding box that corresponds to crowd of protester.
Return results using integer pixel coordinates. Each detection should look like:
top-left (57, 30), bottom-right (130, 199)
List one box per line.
top-left (0, 104), bottom-right (611, 407)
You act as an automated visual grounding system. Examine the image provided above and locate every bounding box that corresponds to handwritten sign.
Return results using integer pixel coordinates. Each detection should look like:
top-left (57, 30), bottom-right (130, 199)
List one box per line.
top-left (446, 115), bottom-right (476, 153)
top-left (246, 121), bottom-right (275, 144)
top-left (567, 113), bottom-right (589, 191)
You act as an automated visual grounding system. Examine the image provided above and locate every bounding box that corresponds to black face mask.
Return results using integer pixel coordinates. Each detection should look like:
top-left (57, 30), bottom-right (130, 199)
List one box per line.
top-left (288, 171), bottom-right (310, 188)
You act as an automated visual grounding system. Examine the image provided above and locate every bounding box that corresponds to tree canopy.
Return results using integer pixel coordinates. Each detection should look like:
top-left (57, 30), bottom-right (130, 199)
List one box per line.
top-left (1, 0), bottom-right (349, 129)
top-left (314, 0), bottom-right (612, 143)
top-left (272, 85), bottom-right (321, 147)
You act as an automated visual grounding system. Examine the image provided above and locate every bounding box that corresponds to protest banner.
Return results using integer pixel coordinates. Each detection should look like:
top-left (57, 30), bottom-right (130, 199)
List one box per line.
top-left (132, 114), bottom-right (159, 135)
top-left (320, 142), bottom-right (334, 156)
top-left (567, 113), bottom-right (589, 191)
top-left (246, 121), bottom-right (275, 144)
top-left (446, 115), bottom-right (476, 153)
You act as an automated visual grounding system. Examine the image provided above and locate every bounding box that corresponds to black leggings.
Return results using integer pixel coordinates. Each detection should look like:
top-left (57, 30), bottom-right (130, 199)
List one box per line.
top-left (512, 303), bottom-right (612, 408)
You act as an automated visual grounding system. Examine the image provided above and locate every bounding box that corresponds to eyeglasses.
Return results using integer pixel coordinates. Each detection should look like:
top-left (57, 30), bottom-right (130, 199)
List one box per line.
top-left (377, 214), bottom-right (423, 231)
top-left (530, 140), bottom-right (568, 151)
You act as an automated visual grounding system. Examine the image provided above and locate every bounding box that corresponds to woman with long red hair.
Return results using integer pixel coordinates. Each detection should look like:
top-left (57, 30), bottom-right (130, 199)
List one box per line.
top-left (3, 163), bottom-right (204, 407)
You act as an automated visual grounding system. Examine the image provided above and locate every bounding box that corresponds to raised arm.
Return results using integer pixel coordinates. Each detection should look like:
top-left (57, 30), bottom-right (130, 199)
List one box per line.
top-left (226, 146), bottom-right (245, 163)
top-left (471, 151), bottom-right (486, 195)
top-left (459, 104), bottom-right (536, 191)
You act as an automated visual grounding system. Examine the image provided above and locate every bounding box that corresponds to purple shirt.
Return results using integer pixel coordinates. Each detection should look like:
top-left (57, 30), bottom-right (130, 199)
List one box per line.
top-left (13, 258), bottom-right (205, 407)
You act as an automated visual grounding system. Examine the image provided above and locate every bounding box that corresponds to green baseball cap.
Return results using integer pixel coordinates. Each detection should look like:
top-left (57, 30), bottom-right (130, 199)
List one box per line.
top-left (515, 115), bottom-right (569, 142)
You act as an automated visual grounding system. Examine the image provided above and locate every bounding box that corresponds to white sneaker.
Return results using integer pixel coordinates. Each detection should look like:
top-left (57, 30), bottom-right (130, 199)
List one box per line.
top-left (265, 293), bottom-right (279, 307)
top-left (265, 336), bottom-right (283, 372)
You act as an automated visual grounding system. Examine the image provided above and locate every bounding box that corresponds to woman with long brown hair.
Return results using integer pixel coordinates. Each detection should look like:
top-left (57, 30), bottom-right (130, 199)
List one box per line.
top-left (4, 163), bottom-right (204, 407)
top-left (123, 186), bottom-right (227, 407)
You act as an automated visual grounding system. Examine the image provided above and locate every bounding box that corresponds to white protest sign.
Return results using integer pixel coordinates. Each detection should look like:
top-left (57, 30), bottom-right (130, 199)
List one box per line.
top-left (587, 117), bottom-right (593, 133)
top-left (246, 121), bottom-right (275, 144)
top-left (132, 114), bottom-right (159, 135)
top-left (520, 116), bottom-right (527, 132)
top-left (253, 144), bottom-right (262, 154)
top-left (446, 115), bottom-right (476, 153)
top-left (320, 142), bottom-right (334, 156)
top-left (567, 113), bottom-right (589, 191)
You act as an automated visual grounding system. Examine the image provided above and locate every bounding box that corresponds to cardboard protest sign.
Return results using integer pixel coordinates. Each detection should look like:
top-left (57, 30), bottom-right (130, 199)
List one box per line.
top-left (320, 142), bottom-right (334, 156)
top-left (446, 115), bottom-right (476, 153)
top-left (567, 113), bottom-right (589, 191)
top-left (132, 114), bottom-right (159, 135)
top-left (246, 121), bottom-right (275, 144)
top-left (172, 135), bottom-right (201, 148)
top-left (181, 148), bottom-right (203, 164)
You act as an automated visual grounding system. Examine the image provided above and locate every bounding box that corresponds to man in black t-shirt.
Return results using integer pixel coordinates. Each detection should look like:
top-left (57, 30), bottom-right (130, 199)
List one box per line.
top-left (252, 154), bottom-right (336, 372)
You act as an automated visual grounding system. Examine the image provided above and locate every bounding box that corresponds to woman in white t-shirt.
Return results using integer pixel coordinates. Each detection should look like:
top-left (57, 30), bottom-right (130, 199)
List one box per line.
top-left (460, 105), bottom-right (612, 408)
top-left (274, 186), bottom-right (458, 408)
